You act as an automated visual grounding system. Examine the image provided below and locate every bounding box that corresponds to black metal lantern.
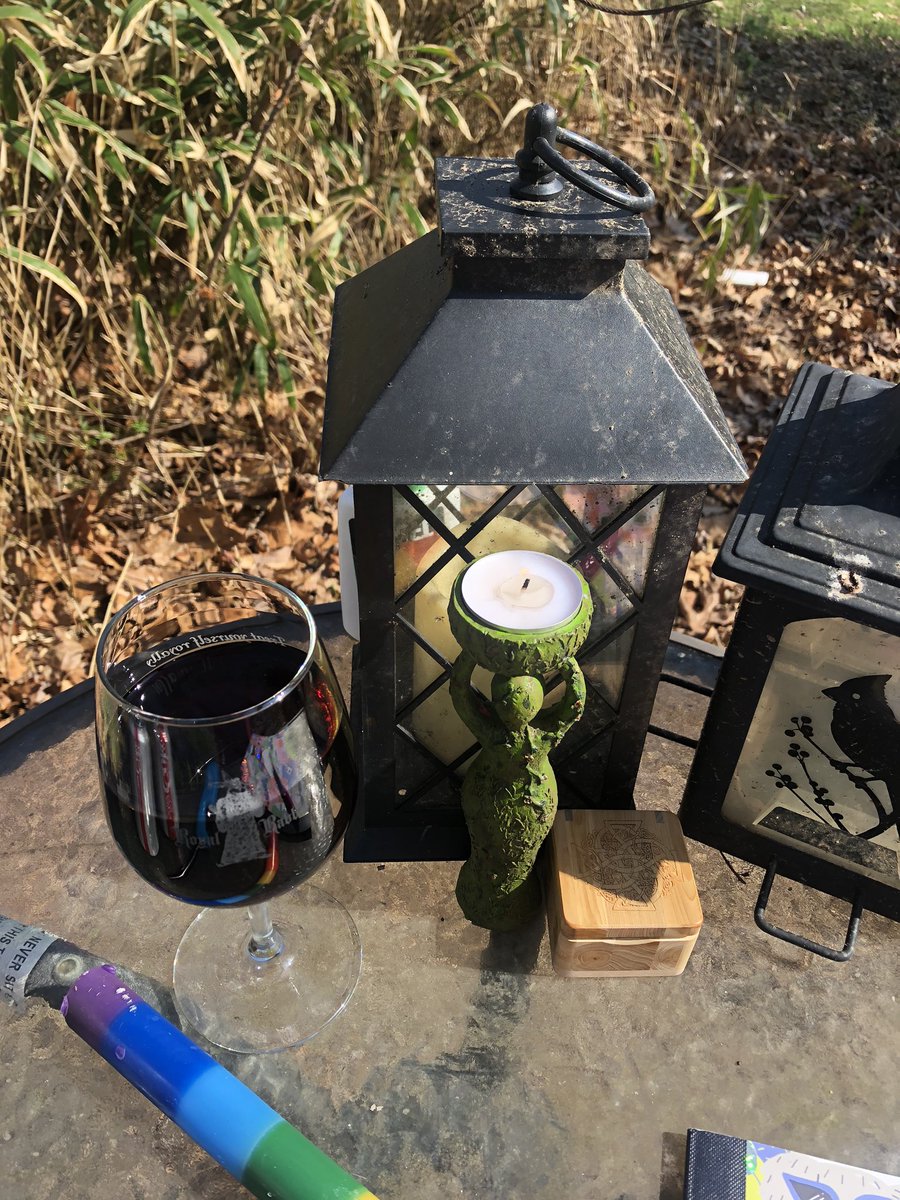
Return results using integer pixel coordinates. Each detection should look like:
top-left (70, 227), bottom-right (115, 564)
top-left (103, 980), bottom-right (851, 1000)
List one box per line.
top-left (321, 105), bottom-right (746, 861)
top-left (681, 362), bottom-right (900, 957)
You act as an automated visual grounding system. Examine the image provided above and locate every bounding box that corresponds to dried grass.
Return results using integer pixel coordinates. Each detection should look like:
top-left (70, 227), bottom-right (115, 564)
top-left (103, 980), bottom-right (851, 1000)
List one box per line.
top-left (0, 1), bottom-right (738, 523)
top-left (2, 2), bottom-right (895, 722)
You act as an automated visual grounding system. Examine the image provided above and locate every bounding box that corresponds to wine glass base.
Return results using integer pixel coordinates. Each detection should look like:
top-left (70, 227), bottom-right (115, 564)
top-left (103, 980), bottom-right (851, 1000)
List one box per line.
top-left (173, 886), bottom-right (361, 1054)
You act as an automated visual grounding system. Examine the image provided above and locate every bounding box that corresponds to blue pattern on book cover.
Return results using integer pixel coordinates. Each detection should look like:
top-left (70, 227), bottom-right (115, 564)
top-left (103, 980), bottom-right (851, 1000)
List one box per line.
top-left (684, 1129), bottom-right (900, 1200)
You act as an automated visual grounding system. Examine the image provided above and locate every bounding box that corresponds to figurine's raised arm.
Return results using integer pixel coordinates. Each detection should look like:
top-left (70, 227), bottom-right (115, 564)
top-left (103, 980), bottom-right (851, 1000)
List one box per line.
top-left (532, 657), bottom-right (586, 747)
top-left (449, 651), bottom-right (505, 745)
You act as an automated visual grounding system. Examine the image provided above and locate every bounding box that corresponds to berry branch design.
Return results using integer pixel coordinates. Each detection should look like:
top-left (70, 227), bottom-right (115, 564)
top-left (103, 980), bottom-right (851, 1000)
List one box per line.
top-left (766, 674), bottom-right (900, 843)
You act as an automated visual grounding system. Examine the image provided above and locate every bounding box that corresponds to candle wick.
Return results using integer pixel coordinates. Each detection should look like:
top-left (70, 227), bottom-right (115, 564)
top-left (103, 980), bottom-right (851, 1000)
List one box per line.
top-left (522, 577), bottom-right (530, 591)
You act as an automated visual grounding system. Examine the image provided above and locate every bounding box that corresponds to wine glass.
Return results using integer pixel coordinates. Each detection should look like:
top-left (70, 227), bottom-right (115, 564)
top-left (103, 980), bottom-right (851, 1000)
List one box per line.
top-left (95, 572), bottom-right (360, 1053)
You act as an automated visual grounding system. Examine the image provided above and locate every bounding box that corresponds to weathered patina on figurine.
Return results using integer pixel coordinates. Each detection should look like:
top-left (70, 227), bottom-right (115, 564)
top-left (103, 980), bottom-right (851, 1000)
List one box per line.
top-left (448, 567), bottom-right (593, 930)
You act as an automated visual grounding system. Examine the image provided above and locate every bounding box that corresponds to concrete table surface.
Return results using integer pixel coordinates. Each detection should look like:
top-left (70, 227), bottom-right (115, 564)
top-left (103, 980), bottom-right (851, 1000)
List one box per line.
top-left (0, 616), bottom-right (897, 1200)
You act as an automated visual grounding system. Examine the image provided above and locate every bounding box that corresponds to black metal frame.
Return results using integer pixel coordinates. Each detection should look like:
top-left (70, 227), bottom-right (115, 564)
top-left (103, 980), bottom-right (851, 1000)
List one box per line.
top-left (680, 587), bottom-right (900, 923)
top-left (754, 860), bottom-right (863, 961)
top-left (345, 481), bottom-right (704, 861)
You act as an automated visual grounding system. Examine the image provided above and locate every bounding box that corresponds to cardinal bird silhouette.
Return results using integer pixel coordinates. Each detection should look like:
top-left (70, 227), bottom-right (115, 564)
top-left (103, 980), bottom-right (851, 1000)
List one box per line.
top-left (822, 674), bottom-right (900, 838)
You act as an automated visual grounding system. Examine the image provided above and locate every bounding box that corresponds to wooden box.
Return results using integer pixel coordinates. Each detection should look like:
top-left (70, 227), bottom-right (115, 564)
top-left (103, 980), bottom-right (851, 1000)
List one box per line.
top-left (546, 809), bottom-right (703, 977)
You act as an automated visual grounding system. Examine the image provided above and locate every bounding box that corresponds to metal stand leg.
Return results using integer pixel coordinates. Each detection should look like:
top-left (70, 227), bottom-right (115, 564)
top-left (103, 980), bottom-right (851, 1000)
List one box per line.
top-left (754, 859), bottom-right (863, 962)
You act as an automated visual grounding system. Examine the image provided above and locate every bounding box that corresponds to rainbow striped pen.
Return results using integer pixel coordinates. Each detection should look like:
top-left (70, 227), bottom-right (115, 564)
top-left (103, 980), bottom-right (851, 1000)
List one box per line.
top-left (62, 964), bottom-right (378, 1200)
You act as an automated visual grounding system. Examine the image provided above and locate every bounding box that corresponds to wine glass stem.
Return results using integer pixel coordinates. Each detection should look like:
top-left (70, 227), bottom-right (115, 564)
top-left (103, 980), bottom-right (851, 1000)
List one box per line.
top-left (247, 902), bottom-right (284, 962)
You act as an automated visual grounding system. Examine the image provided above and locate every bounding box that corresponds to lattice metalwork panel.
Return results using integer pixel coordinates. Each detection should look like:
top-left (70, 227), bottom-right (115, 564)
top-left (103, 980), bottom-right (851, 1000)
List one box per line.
top-left (391, 483), bottom-right (665, 809)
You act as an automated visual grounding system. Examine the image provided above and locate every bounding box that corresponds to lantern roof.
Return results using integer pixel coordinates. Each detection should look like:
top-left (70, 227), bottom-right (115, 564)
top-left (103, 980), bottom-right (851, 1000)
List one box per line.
top-left (717, 362), bottom-right (900, 627)
top-left (320, 151), bottom-right (746, 488)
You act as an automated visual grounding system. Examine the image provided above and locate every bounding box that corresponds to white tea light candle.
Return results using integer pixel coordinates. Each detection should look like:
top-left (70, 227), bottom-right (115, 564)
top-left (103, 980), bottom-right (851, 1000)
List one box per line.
top-left (461, 550), bottom-right (585, 632)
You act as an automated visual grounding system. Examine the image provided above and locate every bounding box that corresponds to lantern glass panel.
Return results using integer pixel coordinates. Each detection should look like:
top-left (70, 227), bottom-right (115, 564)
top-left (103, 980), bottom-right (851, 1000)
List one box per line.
top-left (399, 583), bottom-right (464, 719)
top-left (554, 483), bottom-right (647, 536)
top-left (582, 624), bottom-right (637, 708)
top-left (498, 486), bottom-right (582, 556)
top-left (404, 678), bottom-right (478, 770)
top-left (573, 548), bottom-right (634, 643)
top-left (601, 492), bottom-right (664, 596)
top-left (722, 617), bottom-right (900, 890)
top-left (393, 485), bottom-right (509, 599)
top-left (556, 730), bottom-right (616, 805)
top-left (395, 729), bottom-right (441, 799)
top-left (389, 481), bottom-right (668, 800)
top-left (555, 684), bottom-right (617, 751)
top-left (400, 772), bottom-right (463, 815)
top-left (393, 490), bottom-right (448, 600)
top-left (393, 616), bottom-right (432, 710)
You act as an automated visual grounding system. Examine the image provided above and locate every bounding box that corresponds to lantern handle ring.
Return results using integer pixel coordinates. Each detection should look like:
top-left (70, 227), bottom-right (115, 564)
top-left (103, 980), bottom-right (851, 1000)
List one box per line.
top-left (511, 102), bottom-right (655, 213)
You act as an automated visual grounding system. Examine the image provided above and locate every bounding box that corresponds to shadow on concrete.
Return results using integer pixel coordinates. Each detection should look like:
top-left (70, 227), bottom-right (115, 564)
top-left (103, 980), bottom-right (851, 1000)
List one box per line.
top-left (660, 1130), bottom-right (687, 1200)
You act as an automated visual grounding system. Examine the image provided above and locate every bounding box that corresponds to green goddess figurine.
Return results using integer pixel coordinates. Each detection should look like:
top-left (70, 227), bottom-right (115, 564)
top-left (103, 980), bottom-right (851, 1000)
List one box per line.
top-left (447, 556), bottom-right (593, 931)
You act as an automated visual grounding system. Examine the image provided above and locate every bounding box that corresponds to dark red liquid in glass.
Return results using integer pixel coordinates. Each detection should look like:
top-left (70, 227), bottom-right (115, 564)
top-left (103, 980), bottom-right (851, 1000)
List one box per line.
top-left (100, 636), bottom-right (354, 906)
